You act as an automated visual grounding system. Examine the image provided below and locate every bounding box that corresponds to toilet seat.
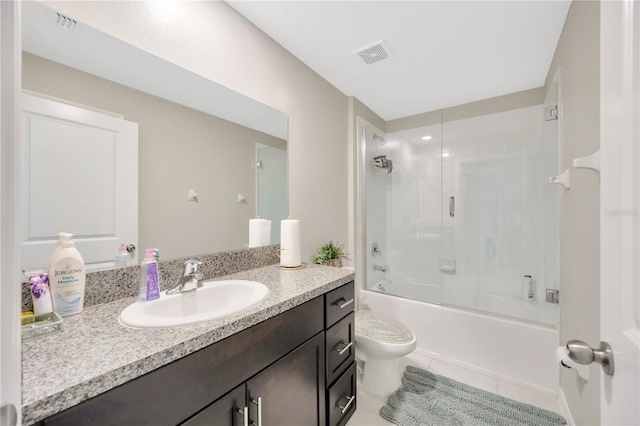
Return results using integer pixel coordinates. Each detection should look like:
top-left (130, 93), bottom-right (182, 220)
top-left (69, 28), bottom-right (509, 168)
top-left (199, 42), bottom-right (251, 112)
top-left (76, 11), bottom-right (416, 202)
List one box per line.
top-left (355, 310), bottom-right (414, 344)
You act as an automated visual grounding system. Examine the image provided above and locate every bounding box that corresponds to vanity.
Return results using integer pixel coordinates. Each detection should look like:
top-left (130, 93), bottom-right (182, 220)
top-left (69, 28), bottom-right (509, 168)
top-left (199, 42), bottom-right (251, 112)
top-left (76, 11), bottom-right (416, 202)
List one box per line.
top-left (22, 263), bottom-right (356, 426)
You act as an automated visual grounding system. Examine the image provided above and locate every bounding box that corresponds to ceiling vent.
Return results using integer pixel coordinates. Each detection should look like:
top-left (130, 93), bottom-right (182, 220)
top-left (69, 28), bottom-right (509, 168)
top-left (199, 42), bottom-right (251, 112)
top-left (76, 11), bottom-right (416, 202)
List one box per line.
top-left (353, 41), bottom-right (391, 65)
top-left (54, 12), bottom-right (77, 30)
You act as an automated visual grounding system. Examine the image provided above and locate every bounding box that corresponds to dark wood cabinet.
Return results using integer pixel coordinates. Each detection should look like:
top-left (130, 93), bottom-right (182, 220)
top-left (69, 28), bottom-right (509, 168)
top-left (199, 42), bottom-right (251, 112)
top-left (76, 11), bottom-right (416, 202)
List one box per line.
top-left (323, 283), bottom-right (356, 426)
top-left (39, 282), bottom-right (355, 426)
top-left (247, 333), bottom-right (325, 426)
top-left (184, 333), bottom-right (326, 426)
top-left (328, 364), bottom-right (357, 426)
top-left (182, 384), bottom-right (246, 426)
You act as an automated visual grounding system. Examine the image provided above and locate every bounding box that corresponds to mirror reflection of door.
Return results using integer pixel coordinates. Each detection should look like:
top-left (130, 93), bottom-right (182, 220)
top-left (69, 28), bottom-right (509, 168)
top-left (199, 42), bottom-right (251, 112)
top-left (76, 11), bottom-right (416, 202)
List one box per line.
top-left (256, 144), bottom-right (287, 245)
top-left (21, 92), bottom-right (138, 272)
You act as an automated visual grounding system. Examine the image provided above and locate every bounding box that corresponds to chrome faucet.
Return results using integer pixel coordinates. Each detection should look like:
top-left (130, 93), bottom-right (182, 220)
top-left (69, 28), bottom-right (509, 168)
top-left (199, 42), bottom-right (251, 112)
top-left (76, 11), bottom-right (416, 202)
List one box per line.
top-left (373, 264), bottom-right (388, 273)
top-left (166, 260), bottom-right (204, 295)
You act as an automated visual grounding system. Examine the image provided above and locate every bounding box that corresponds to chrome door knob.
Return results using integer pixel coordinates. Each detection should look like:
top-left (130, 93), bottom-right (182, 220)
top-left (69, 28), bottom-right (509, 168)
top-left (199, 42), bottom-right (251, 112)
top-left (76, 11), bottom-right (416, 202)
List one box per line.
top-left (566, 340), bottom-right (615, 375)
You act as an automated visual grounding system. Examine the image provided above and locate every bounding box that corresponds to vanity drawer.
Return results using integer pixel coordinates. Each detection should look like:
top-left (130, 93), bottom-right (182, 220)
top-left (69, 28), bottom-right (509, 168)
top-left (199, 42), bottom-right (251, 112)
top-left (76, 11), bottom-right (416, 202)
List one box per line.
top-left (327, 363), bottom-right (357, 426)
top-left (325, 281), bottom-right (354, 328)
top-left (325, 312), bottom-right (355, 386)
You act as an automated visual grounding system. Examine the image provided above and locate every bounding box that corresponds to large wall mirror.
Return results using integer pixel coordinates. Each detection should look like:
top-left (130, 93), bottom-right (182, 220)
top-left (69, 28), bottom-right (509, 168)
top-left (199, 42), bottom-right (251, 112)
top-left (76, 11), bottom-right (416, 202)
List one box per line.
top-left (21, 2), bottom-right (288, 272)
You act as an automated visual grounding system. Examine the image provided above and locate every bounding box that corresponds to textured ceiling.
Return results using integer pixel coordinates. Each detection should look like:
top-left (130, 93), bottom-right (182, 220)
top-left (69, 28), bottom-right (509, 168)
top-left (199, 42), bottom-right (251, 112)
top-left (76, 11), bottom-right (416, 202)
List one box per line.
top-left (227, 1), bottom-right (571, 121)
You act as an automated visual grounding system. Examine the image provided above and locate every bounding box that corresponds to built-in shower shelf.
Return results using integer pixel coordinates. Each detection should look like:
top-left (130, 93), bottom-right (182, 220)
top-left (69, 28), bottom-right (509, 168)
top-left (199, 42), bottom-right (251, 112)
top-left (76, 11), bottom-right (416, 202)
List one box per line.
top-left (549, 169), bottom-right (570, 190)
top-left (574, 150), bottom-right (600, 175)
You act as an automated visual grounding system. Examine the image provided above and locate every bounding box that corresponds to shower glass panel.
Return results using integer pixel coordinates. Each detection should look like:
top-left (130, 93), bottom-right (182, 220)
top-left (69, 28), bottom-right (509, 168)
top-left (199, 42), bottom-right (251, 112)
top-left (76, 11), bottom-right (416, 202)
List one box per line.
top-left (441, 92), bottom-right (558, 325)
top-left (363, 83), bottom-right (559, 326)
top-left (256, 144), bottom-right (288, 244)
top-left (365, 124), bottom-right (443, 304)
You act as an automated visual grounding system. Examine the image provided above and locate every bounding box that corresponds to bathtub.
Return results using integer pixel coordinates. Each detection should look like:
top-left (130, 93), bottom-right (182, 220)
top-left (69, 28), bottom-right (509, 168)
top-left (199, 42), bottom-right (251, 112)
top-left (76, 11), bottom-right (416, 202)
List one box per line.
top-left (360, 288), bottom-right (560, 394)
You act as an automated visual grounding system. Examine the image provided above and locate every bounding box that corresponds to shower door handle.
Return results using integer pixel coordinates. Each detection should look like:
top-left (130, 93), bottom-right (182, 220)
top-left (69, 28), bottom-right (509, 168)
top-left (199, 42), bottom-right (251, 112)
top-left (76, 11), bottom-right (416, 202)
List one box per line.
top-left (449, 196), bottom-right (455, 217)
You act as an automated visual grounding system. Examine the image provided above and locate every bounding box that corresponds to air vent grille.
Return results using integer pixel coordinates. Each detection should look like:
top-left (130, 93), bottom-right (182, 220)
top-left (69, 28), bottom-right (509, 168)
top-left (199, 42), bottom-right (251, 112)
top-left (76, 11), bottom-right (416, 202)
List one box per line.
top-left (354, 41), bottom-right (391, 65)
top-left (55, 12), bottom-right (77, 30)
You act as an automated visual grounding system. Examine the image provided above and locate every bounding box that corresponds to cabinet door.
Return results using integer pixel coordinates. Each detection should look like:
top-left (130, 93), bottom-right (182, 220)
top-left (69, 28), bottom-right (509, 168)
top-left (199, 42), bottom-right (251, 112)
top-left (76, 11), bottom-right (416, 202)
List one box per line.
top-left (247, 333), bottom-right (325, 426)
top-left (181, 384), bottom-right (246, 426)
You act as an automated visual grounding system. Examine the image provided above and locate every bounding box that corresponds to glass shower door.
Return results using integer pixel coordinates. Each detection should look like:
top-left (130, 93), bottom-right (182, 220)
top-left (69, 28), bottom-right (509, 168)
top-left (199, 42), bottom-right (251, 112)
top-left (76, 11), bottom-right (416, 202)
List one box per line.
top-left (440, 85), bottom-right (559, 326)
top-left (365, 123), bottom-right (442, 304)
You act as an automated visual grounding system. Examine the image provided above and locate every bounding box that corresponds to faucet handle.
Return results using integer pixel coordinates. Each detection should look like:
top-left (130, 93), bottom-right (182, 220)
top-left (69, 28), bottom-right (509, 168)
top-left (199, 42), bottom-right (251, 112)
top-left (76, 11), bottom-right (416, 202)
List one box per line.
top-left (183, 259), bottom-right (202, 275)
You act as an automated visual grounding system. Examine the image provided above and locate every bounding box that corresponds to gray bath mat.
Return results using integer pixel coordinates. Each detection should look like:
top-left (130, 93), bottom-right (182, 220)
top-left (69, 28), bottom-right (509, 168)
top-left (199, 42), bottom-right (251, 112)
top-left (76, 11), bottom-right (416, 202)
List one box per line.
top-left (380, 366), bottom-right (566, 426)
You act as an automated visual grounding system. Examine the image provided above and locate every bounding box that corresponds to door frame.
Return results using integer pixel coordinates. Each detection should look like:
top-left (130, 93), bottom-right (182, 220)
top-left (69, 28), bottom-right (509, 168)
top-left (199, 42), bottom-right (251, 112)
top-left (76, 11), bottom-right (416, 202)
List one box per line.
top-left (0, 0), bottom-right (22, 424)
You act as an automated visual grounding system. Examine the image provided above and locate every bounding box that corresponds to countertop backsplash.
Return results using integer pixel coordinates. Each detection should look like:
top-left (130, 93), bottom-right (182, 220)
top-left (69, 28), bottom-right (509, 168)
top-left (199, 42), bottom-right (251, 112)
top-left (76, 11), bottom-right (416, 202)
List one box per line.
top-left (21, 245), bottom-right (280, 311)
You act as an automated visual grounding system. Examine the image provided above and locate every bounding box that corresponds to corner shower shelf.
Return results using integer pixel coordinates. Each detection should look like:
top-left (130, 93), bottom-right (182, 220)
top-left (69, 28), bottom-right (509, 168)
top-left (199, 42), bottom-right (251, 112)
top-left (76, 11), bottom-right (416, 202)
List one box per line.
top-left (549, 169), bottom-right (570, 190)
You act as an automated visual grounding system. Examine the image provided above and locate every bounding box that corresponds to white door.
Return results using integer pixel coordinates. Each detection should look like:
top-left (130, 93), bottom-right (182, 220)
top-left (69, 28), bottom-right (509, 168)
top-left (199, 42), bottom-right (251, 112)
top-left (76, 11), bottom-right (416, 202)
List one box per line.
top-left (600, 1), bottom-right (640, 424)
top-left (21, 93), bottom-right (138, 272)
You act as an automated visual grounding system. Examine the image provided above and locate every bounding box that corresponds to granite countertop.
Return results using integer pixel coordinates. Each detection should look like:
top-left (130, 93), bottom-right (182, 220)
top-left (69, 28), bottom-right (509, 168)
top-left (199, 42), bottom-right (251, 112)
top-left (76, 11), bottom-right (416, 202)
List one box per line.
top-left (22, 263), bottom-right (355, 425)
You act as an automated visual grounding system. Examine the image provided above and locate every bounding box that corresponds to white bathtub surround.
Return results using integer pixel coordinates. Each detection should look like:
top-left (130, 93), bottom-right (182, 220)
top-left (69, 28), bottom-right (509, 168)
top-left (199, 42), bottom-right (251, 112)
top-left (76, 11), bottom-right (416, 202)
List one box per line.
top-left (360, 290), bottom-right (559, 393)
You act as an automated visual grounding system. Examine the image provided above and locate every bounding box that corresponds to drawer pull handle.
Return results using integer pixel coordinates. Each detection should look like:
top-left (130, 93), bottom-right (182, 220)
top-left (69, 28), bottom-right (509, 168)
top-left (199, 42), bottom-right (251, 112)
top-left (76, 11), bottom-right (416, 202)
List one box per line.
top-left (336, 341), bottom-right (354, 355)
top-left (334, 298), bottom-right (354, 309)
top-left (337, 394), bottom-right (356, 414)
top-left (237, 406), bottom-right (248, 426)
top-left (250, 397), bottom-right (262, 426)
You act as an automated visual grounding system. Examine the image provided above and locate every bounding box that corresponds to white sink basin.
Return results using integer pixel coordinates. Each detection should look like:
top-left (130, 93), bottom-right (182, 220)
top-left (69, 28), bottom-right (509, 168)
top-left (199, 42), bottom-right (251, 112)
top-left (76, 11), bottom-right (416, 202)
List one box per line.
top-left (119, 280), bottom-right (269, 329)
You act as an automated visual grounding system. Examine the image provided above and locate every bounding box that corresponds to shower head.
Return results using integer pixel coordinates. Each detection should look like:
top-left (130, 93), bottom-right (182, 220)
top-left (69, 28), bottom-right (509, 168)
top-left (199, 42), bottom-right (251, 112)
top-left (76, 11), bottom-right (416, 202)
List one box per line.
top-left (373, 134), bottom-right (386, 144)
top-left (373, 155), bottom-right (393, 174)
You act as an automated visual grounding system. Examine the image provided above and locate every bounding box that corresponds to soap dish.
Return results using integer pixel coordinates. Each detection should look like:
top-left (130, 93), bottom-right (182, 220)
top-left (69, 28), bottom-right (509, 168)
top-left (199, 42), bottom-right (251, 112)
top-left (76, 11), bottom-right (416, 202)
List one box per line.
top-left (22, 312), bottom-right (63, 340)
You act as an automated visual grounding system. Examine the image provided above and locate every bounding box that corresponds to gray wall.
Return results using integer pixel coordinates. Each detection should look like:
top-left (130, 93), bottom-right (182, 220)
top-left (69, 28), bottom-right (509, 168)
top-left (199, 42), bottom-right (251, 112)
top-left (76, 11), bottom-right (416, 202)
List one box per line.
top-left (23, 52), bottom-right (286, 260)
top-left (43, 1), bottom-right (349, 262)
top-left (386, 86), bottom-right (546, 132)
top-left (545, 1), bottom-right (601, 424)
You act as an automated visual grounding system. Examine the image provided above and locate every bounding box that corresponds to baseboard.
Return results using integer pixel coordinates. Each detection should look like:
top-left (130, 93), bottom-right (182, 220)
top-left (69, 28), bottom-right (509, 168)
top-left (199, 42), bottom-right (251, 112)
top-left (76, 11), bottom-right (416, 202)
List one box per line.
top-left (558, 388), bottom-right (575, 425)
top-left (404, 348), bottom-right (559, 397)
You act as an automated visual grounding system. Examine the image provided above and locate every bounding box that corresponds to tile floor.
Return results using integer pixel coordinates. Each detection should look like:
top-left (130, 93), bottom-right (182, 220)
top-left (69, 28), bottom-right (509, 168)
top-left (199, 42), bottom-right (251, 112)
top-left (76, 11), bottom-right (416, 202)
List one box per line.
top-left (347, 352), bottom-right (561, 426)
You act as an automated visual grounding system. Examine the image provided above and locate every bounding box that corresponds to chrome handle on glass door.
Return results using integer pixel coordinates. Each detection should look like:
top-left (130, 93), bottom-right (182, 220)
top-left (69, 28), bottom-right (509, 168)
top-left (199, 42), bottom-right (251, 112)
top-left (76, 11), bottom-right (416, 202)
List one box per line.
top-left (449, 196), bottom-right (455, 217)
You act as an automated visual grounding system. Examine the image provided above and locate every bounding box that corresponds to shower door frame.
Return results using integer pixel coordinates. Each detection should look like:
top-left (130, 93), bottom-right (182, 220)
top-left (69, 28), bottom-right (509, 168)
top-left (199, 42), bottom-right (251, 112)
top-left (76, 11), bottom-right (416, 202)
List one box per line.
top-left (354, 116), bottom-right (371, 309)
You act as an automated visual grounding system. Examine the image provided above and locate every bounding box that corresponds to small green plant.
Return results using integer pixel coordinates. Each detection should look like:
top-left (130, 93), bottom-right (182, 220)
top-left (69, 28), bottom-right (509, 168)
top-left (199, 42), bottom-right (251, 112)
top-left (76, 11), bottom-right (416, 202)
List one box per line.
top-left (313, 241), bottom-right (350, 266)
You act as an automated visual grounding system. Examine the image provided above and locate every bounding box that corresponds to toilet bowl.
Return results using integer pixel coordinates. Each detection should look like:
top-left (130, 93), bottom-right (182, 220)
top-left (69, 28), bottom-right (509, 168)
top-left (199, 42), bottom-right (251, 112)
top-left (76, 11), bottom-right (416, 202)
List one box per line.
top-left (355, 310), bottom-right (417, 398)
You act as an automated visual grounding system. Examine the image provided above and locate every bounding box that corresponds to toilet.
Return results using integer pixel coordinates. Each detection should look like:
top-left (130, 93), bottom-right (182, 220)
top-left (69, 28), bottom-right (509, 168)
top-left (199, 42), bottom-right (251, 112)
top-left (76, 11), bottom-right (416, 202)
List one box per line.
top-left (355, 310), bottom-right (417, 398)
